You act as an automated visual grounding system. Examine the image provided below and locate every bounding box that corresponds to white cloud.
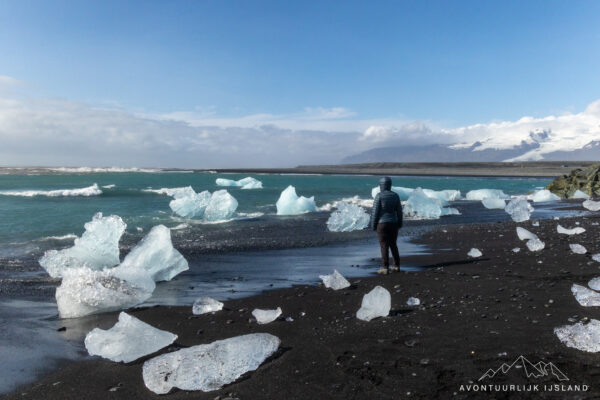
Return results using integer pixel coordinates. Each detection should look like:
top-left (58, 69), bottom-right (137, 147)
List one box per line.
top-left (0, 75), bottom-right (23, 87)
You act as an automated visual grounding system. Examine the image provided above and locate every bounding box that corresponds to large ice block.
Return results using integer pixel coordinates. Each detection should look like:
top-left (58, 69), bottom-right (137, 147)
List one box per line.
top-left (276, 186), bottom-right (316, 215)
top-left (404, 188), bottom-right (459, 219)
top-left (203, 190), bottom-right (238, 221)
top-left (481, 197), bottom-right (506, 209)
top-left (142, 333), bottom-right (280, 394)
top-left (356, 286), bottom-right (391, 321)
top-left (84, 312), bottom-right (177, 362)
top-left (555, 319), bottom-right (600, 353)
top-left (465, 189), bottom-right (509, 201)
top-left (319, 269), bottom-right (351, 290)
top-left (326, 202), bottom-right (369, 232)
top-left (572, 190), bottom-right (590, 200)
top-left (39, 212), bottom-right (126, 278)
top-left (169, 189), bottom-right (211, 218)
top-left (504, 197), bottom-right (534, 222)
top-left (530, 189), bottom-right (560, 203)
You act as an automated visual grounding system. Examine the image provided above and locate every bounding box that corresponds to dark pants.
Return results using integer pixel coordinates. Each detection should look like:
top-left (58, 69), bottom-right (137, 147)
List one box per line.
top-left (376, 222), bottom-right (400, 268)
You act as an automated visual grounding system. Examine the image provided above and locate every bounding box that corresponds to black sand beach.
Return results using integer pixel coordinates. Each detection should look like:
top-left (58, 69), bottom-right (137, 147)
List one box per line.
top-left (5, 212), bottom-right (600, 399)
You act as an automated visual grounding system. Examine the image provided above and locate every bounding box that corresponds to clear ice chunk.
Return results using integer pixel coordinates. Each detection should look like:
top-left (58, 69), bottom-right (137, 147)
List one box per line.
top-left (215, 177), bottom-right (263, 189)
top-left (326, 202), bottom-right (370, 232)
top-left (252, 307), bottom-right (282, 324)
top-left (319, 269), bottom-right (351, 290)
top-left (142, 333), bottom-right (280, 394)
top-left (192, 297), bottom-right (224, 315)
top-left (554, 319), bottom-right (600, 353)
top-left (570, 244), bottom-right (587, 254)
top-left (406, 297), bottom-right (420, 306)
top-left (119, 225), bottom-right (189, 282)
top-left (512, 247), bottom-right (520, 253)
top-left (39, 213), bottom-right (126, 278)
top-left (465, 189), bottom-right (509, 201)
top-left (404, 188), bottom-right (459, 219)
top-left (84, 312), bottom-right (177, 362)
top-left (467, 248), bottom-right (482, 258)
top-left (571, 283), bottom-right (600, 306)
top-left (516, 227), bottom-right (538, 241)
top-left (371, 186), bottom-right (414, 200)
top-left (481, 197), bottom-right (506, 209)
top-left (588, 277), bottom-right (600, 291)
top-left (557, 224), bottom-right (586, 235)
top-left (593, 254), bottom-right (600, 263)
top-left (504, 197), bottom-right (534, 222)
top-left (530, 189), bottom-right (560, 202)
top-left (356, 286), bottom-right (391, 321)
top-left (169, 189), bottom-right (211, 218)
top-left (526, 238), bottom-right (545, 252)
top-left (583, 200), bottom-right (600, 211)
top-left (203, 190), bottom-right (238, 221)
top-left (276, 186), bottom-right (316, 215)
top-left (572, 190), bottom-right (590, 200)
top-left (372, 187), bottom-right (460, 203)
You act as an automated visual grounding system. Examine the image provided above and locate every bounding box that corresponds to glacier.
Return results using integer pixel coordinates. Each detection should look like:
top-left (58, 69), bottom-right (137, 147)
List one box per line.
top-left (403, 188), bottom-right (460, 219)
top-left (84, 312), bottom-right (177, 362)
top-left (465, 189), bottom-right (509, 201)
top-left (530, 189), bottom-right (560, 202)
top-left (252, 307), bottom-right (282, 324)
top-left (142, 333), bottom-right (280, 394)
top-left (216, 177), bottom-right (263, 189)
top-left (504, 197), bottom-right (534, 222)
top-left (192, 297), bottom-right (224, 315)
top-left (276, 185), bottom-right (316, 215)
top-left (555, 319), bottom-right (600, 353)
top-left (356, 286), bottom-right (391, 322)
top-left (39, 212), bottom-right (126, 278)
top-left (319, 269), bottom-right (351, 290)
top-left (326, 202), bottom-right (369, 232)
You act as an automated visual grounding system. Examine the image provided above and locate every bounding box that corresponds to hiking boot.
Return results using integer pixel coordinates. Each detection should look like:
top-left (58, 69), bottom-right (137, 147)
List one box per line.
top-left (377, 267), bottom-right (389, 275)
top-left (389, 265), bottom-right (400, 272)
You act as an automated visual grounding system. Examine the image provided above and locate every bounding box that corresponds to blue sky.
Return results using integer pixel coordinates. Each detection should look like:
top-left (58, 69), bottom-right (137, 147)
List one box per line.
top-left (2, 0), bottom-right (599, 125)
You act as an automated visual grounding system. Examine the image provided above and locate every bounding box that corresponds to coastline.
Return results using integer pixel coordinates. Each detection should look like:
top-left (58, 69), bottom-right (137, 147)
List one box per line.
top-left (5, 213), bottom-right (600, 399)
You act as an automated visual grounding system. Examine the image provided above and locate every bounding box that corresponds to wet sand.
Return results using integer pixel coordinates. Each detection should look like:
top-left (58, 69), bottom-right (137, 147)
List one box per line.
top-left (5, 213), bottom-right (600, 399)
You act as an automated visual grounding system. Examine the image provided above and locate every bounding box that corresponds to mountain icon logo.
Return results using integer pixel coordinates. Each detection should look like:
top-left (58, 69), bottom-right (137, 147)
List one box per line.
top-left (478, 355), bottom-right (569, 382)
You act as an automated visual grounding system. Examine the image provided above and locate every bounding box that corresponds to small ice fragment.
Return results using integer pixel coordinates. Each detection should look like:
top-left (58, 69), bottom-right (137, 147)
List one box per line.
top-left (557, 224), bottom-right (586, 235)
top-left (592, 254), bottom-right (600, 263)
top-left (192, 297), bottom-right (224, 315)
top-left (531, 189), bottom-right (560, 202)
top-left (276, 186), bottom-right (316, 215)
top-left (285, 316), bottom-right (294, 322)
top-left (136, 227), bottom-right (143, 232)
top-left (512, 248), bottom-right (520, 253)
top-left (481, 197), bottom-right (506, 209)
top-left (468, 248), bottom-right (482, 258)
top-left (326, 202), bottom-right (370, 232)
top-left (203, 190), bottom-right (238, 221)
top-left (531, 221), bottom-right (540, 227)
top-left (215, 177), bottom-right (263, 189)
top-left (554, 216), bottom-right (560, 220)
top-left (319, 269), bottom-right (351, 290)
top-left (526, 238), bottom-right (545, 252)
top-left (142, 333), bottom-right (280, 394)
top-left (356, 286), bottom-right (391, 321)
top-left (84, 312), bottom-right (177, 362)
top-left (570, 244), bottom-right (587, 254)
top-left (465, 189), bottom-right (509, 201)
top-left (516, 227), bottom-right (538, 241)
top-left (406, 297), bottom-right (420, 306)
top-left (571, 284), bottom-right (600, 306)
top-left (588, 277), bottom-right (600, 291)
top-left (554, 319), bottom-right (600, 352)
top-left (572, 190), bottom-right (590, 200)
top-left (583, 200), bottom-right (600, 211)
top-left (252, 307), bottom-right (282, 324)
top-left (504, 197), bottom-right (534, 223)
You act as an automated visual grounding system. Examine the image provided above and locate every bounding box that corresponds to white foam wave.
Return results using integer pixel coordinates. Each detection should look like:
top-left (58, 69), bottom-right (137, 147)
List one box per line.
top-left (0, 184), bottom-right (102, 197)
top-left (39, 234), bottom-right (78, 241)
top-left (48, 167), bottom-right (160, 173)
top-left (102, 184), bottom-right (116, 189)
top-left (142, 187), bottom-right (191, 196)
top-left (318, 196), bottom-right (374, 212)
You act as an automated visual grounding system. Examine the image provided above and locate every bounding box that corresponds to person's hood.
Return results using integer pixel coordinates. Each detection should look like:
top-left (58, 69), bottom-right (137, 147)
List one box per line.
top-left (379, 177), bottom-right (392, 191)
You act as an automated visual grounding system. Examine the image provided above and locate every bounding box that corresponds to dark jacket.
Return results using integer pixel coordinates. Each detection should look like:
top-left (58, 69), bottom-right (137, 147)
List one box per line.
top-left (370, 180), bottom-right (403, 230)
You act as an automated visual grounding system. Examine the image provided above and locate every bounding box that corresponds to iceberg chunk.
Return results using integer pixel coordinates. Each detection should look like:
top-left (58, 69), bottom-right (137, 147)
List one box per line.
top-left (467, 248), bottom-right (482, 258)
top-left (39, 213), bottom-right (126, 278)
top-left (56, 266), bottom-right (155, 318)
top-left (276, 186), bottom-right (316, 215)
top-left (356, 286), bottom-right (391, 321)
top-left (142, 333), bottom-right (280, 394)
top-left (371, 186), bottom-right (414, 200)
top-left (504, 197), bottom-right (534, 222)
top-left (203, 190), bottom-right (238, 221)
top-left (554, 319), bottom-right (600, 353)
top-left (326, 202), bottom-right (369, 232)
top-left (84, 312), bottom-right (177, 362)
top-left (481, 197), bottom-right (506, 209)
top-left (572, 190), bottom-right (590, 200)
top-left (583, 200), bottom-right (600, 211)
top-left (319, 269), bottom-right (351, 290)
top-left (216, 177), bottom-right (263, 189)
top-left (592, 254), bottom-right (600, 263)
top-left (557, 224), bottom-right (586, 235)
top-left (169, 189), bottom-right (211, 218)
top-left (372, 187), bottom-right (460, 203)
top-left (571, 283), bottom-right (600, 306)
top-left (526, 238), bottom-right (545, 252)
top-left (530, 189), bottom-right (560, 202)
top-left (252, 307), bottom-right (282, 324)
top-left (192, 297), bottom-right (224, 315)
top-left (588, 277), bottom-right (600, 291)
top-left (465, 189), bottom-right (509, 201)
top-left (516, 227), bottom-right (538, 241)
top-left (119, 225), bottom-right (188, 282)
top-left (570, 244), bottom-right (587, 254)
top-left (406, 297), bottom-right (420, 306)
top-left (404, 188), bottom-right (459, 219)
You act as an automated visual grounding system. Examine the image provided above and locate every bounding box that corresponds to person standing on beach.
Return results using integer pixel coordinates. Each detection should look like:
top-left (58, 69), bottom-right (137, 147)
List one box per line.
top-left (369, 177), bottom-right (403, 275)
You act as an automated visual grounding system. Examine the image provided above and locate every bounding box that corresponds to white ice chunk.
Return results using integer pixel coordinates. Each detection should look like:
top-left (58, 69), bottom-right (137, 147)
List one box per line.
top-left (252, 307), bottom-right (282, 324)
top-left (531, 221), bottom-right (540, 227)
top-left (356, 286), bottom-right (391, 321)
top-left (169, 189), bottom-right (211, 218)
top-left (84, 312), bottom-right (177, 362)
top-left (467, 248), bottom-right (482, 258)
top-left (142, 333), bottom-right (280, 394)
top-left (583, 200), bottom-right (600, 211)
top-left (530, 189), bottom-right (560, 202)
top-left (592, 254), bottom-right (600, 263)
top-left (557, 224), bottom-right (586, 235)
top-left (465, 189), bottom-right (509, 201)
top-left (572, 190), bottom-right (590, 200)
top-left (589, 277), bottom-right (600, 291)
top-left (203, 190), bottom-right (238, 221)
top-left (516, 227), bottom-right (538, 241)
top-left (526, 238), bottom-right (545, 252)
top-left (406, 297), bottom-right (420, 306)
top-left (371, 186), bottom-right (414, 200)
top-left (570, 244), bottom-right (587, 254)
top-left (512, 247), bottom-right (520, 253)
top-left (319, 269), bottom-right (351, 290)
top-left (404, 188), bottom-right (459, 219)
top-left (276, 186), bottom-right (316, 215)
top-left (504, 197), bottom-right (534, 222)
top-left (56, 266), bottom-right (155, 318)
top-left (326, 202), bottom-right (369, 232)
top-left (571, 283), bottom-right (600, 306)
top-left (372, 186), bottom-right (460, 203)
top-left (554, 319), bottom-right (600, 353)
top-left (216, 177), bottom-right (263, 189)
top-left (119, 225), bottom-right (188, 282)
top-left (481, 197), bottom-right (506, 209)
top-left (192, 297), bottom-right (224, 315)
top-left (39, 212), bottom-right (126, 278)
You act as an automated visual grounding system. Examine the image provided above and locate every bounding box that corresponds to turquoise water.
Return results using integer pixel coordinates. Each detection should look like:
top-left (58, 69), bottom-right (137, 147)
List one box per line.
top-left (0, 170), bottom-right (551, 258)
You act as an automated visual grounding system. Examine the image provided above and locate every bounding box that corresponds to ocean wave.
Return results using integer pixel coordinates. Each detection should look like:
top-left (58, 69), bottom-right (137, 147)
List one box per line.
top-left (0, 183), bottom-right (102, 197)
top-left (48, 167), bottom-right (160, 173)
top-left (318, 196), bottom-right (374, 212)
top-left (142, 187), bottom-right (191, 196)
top-left (101, 184), bottom-right (116, 189)
top-left (39, 234), bottom-right (78, 241)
